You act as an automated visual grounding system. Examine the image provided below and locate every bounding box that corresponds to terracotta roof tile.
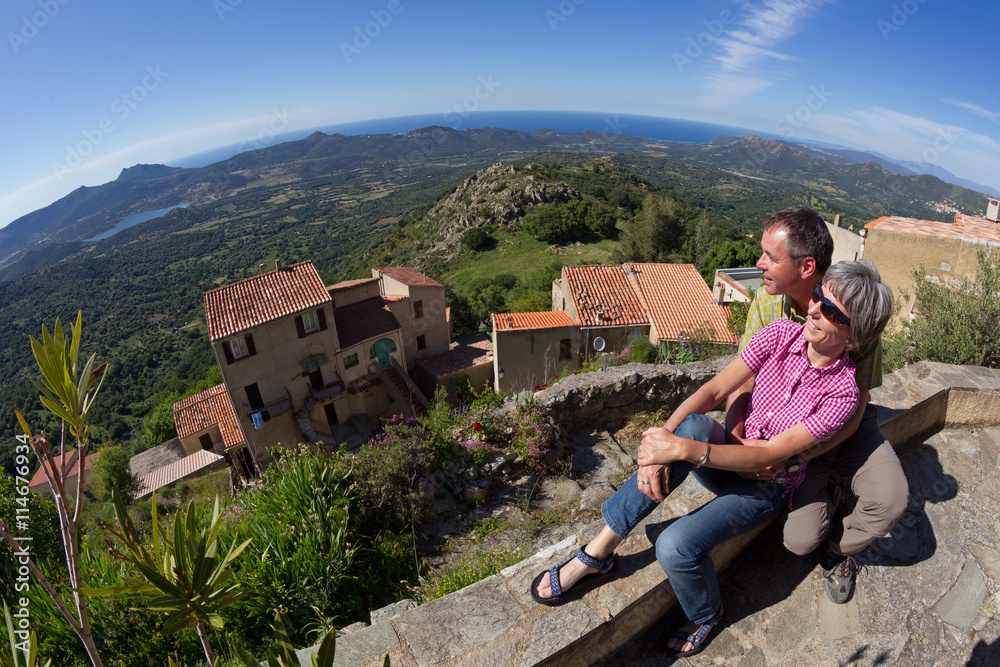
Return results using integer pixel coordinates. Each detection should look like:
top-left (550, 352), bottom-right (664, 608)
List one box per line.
top-left (29, 450), bottom-right (99, 490)
top-left (135, 450), bottom-right (225, 499)
top-left (415, 334), bottom-right (493, 376)
top-left (328, 277), bottom-right (380, 292)
top-left (375, 267), bottom-right (443, 287)
top-left (205, 261), bottom-right (331, 341)
top-left (493, 311), bottom-right (577, 331)
top-left (172, 384), bottom-right (245, 450)
top-left (563, 265), bottom-right (648, 327)
top-left (865, 214), bottom-right (1000, 245)
top-left (625, 263), bottom-right (739, 344)
top-left (334, 297), bottom-right (400, 349)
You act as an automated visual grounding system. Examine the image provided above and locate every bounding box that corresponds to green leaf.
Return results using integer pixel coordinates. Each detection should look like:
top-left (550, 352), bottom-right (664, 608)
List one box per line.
top-left (313, 628), bottom-right (337, 667)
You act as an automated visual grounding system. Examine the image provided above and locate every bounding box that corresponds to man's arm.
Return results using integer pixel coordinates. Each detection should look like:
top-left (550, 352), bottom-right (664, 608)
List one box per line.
top-left (724, 379), bottom-right (752, 444)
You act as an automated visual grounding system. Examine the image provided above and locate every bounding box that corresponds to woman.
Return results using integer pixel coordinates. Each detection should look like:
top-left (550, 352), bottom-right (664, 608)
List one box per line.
top-left (530, 261), bottom-right (892, 657)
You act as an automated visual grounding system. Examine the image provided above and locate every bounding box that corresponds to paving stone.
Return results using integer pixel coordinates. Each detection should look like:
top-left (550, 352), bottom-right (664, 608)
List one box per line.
top-left (817, 595), bottom-right (859, 640)
top-left (935, 558), bottom-right (990, 630)
top-left (517, 599), bottom-right (604, 666)
top-left (969, 542), bottom-right (1000, 588)
top-left (737, 645), bottom-right (766, 667)
top-left (370, 598), bottom-right (418, 626)
top-left (295, 619), bottom-right (398, 667)
top-left (392, 575), bottom-right (525, 667)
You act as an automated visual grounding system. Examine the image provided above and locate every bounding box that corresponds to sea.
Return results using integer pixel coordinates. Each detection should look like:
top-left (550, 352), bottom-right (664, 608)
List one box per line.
top-left (169, 111), bottom-right (770, 170)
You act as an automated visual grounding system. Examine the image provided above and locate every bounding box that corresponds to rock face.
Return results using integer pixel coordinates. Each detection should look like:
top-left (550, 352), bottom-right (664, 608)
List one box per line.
top-left (422, 162), bottom-right (582, 247)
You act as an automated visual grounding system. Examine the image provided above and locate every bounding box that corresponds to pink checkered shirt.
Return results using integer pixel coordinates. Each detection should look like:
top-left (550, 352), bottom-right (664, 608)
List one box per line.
top-left (740, 319), bottom-right (858, 495)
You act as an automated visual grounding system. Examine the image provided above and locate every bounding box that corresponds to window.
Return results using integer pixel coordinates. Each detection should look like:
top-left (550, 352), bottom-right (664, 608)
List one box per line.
top-left (344, 352), bottom-right (359, 368)
top-left (417, 334), bottom-right (427, 350)
top-left (413, 300), bottom-right (423, 319)
top-left (302, 309), bottom-right (320, 333)
top-left (244, 384), bottom-right (263, 410)
top-left (231, 336), bottom-right (249, 358)
top-left (559, 338), bottom-right (571, 361)
top-left (223, 333), bottom-right (256, 363)
top-left (295, 308), bottom-right (327, 338)
top-left (627, 328), bottom-right (644, 341)
top-left (309, 368), bottom-right (324, 390)
top-left (198, 433), bottom-right (214, 451)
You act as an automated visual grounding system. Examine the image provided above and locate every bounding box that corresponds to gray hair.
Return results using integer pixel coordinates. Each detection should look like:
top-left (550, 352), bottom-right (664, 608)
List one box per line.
top-left (824, 260), bottom-right (893, 351)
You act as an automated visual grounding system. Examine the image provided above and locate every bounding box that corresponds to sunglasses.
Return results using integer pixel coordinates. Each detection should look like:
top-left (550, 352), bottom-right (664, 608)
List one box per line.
top-left (812, 284), bottom-right (851, 327)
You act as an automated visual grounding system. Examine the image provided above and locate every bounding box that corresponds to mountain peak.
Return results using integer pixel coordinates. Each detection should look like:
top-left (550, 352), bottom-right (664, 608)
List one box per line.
top-left (116, 164), bottom-right (183, 182)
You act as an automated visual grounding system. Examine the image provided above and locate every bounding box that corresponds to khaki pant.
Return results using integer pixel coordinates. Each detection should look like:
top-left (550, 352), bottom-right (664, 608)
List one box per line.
top-left (783, 409), bottom-right (909, 558)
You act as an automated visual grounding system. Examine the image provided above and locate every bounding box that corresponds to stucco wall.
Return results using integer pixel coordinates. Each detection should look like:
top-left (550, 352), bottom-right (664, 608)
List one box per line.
top-left (862, 229), bottom-right (983, 328)
top-left (828, 220), bottom-right (864, 263)
top-left (493, 326), bottom-right (582, 392)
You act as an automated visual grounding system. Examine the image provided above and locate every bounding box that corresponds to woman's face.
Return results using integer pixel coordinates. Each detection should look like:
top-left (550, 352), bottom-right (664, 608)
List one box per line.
top-left (804, 281), bottom-right (852, 353)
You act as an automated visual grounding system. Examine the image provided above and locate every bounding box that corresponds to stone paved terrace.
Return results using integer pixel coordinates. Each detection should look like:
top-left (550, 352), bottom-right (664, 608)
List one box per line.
top-left (309, 362), bottom-right (1000, 667)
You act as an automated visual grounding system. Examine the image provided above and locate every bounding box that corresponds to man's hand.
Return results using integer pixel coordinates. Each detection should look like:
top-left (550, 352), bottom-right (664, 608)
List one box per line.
top-left (637, 463), bottom-right (668, 502)
top-left (738, 465), bottom-right (781, 481)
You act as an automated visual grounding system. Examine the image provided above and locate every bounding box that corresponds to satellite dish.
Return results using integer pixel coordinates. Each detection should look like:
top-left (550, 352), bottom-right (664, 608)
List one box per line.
top-left (593, 337), bottom-right (606, 352)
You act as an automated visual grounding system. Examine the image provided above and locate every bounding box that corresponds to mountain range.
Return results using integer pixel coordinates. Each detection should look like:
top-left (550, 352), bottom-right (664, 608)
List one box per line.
top-left (0, 127), bottom-right (994, 276)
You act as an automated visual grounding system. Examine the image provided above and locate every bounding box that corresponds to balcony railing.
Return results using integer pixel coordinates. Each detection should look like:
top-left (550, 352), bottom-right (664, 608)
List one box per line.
top-left (243, 395), bottom-right (293, 421)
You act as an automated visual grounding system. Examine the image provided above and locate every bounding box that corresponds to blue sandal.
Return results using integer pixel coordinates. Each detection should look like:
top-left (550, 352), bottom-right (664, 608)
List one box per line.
top-left (529, 545), bottom-right (616, 606)
top-left (663, 616), bottom-right (720, 657)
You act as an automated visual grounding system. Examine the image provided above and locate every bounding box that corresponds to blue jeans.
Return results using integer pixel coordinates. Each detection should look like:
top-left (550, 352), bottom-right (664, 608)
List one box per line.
top-left (601, 414), bottom-right (787, 624)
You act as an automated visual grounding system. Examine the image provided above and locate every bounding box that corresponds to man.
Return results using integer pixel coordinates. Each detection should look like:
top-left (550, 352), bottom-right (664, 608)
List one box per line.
top-left (639, 206), bottom-right (908, 604)
top-left (733, 206), bottom-right (908, 603)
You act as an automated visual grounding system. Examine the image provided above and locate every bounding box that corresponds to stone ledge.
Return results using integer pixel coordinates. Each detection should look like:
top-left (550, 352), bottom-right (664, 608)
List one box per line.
top-left (331, 360), bottom-right (1000, 666)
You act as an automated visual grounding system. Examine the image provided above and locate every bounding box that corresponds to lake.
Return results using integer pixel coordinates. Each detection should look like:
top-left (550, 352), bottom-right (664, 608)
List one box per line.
top-left (85, 203), bottom-right (191, 241)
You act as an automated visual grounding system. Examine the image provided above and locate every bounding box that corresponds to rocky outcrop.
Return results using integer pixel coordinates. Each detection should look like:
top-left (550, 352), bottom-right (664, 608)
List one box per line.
top-left (423, 162), bottom-right (582, 247)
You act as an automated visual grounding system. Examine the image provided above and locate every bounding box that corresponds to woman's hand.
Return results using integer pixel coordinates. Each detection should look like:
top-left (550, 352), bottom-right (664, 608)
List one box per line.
top-left (636, 462), bottom-right (669, 501)
top-left (638, 426), bottom-right (684, 467)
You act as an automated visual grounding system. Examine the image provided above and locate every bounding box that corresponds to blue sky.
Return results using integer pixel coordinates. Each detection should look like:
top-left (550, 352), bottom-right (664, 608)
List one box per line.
top-left (2, 0), bottom-right (999, 228)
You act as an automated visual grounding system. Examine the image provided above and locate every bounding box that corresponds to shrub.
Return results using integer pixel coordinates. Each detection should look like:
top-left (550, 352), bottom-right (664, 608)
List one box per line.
top-left (883, 248), bottom-right (1000, 371)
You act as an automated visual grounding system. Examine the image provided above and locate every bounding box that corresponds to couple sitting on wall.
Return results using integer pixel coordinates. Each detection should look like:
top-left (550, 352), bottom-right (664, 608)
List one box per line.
top-left (530, 207), bottom-right (908, 658)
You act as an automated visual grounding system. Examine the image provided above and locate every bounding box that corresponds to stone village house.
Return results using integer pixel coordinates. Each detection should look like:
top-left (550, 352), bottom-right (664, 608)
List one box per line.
top-left (167, 260), bottom-right (455, 479)
top-left (492, 263), bottom-right (740, 393)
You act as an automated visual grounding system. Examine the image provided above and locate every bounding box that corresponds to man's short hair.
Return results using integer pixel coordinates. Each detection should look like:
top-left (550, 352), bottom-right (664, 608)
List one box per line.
top-left (762, 206), bottom-right (833, 274)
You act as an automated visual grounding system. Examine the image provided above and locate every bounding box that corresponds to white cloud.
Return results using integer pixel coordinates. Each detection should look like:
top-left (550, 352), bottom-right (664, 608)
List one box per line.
top-left (697, 0), bottom-right (829, 107)
top-left (792, 107), bottom-right (1000, 191)
top-left (942, 98), bottom-right (1000, 123)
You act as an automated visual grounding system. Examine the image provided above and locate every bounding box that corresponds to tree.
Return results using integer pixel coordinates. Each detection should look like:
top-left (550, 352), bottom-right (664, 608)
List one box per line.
top-left (614, 194), bottom-right (685, 263)
top-left (91, 446), bottom-right (140, 505)
top-left (461, 226), bottom-right (493, 252)
top-left (0, 313), bottom-right (108, 667)
top-left (699, 240), bottom-right (759, 283)
top-left (883, 248), bottom-right (1000, 372)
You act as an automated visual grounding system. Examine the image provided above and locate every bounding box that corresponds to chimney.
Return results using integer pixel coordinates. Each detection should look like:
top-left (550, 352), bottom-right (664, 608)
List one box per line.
top-left (834, 214), bottom-right (841, 228)
top-left (259, 263), bottom-right (265, 275)
top-left (275, 258), bottom-right (282, 270)
top-left (987, 198), bottom-right (999, 223)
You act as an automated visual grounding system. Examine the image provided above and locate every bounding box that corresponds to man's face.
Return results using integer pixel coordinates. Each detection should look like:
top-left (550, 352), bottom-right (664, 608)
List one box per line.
top-left (757, 227), bottom-right (803, 296)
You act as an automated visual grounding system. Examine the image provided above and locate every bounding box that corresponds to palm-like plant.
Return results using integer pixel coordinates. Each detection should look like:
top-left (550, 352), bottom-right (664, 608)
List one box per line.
top-left (0, 313), bottom-right (108, 666)
top-left (84, 492), bottom-right (250, 665)
top-left (2, 601), bottom-right (51, 667)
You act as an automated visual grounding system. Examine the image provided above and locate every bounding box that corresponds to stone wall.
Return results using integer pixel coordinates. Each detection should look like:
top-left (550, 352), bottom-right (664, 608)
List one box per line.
top-left (535, 358), bottom-right (731, 433)
top-left (306, 360), bottom-right (1000, 667)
